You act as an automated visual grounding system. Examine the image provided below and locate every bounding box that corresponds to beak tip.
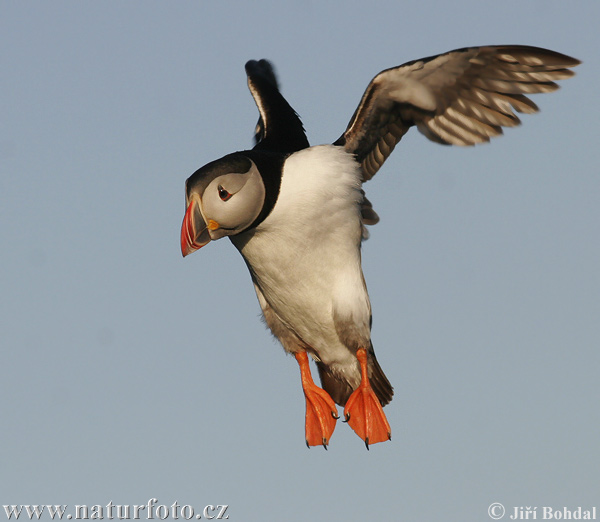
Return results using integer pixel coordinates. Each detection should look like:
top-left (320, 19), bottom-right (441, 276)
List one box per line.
top-left (180, 231), bottom-right (197, 258)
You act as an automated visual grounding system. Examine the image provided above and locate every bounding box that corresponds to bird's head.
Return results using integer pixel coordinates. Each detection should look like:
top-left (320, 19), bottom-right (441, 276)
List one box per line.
top-left (181, 153), bottom-right (266, 256)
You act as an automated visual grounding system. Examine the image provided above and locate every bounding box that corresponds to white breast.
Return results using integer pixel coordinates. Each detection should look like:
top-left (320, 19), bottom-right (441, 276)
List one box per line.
top-left (232, 145), bottom-right (371, 368)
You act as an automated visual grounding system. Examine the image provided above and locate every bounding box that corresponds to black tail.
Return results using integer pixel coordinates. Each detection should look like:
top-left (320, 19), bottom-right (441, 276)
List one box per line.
top-left (317, 342), bottom-right (394, 407)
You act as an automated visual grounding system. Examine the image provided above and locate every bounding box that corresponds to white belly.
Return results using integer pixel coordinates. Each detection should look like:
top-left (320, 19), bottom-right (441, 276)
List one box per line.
top-left (231, 145), bottom-right (371, 369)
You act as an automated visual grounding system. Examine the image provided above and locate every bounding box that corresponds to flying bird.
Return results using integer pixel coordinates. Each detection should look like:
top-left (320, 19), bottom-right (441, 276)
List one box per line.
top-left (181, 45), bottom-right (579, 448)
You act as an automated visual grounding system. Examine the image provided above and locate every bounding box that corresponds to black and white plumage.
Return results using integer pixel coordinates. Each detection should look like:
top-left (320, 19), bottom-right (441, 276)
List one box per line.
top-left (181, 46), bottom-right (579, 448)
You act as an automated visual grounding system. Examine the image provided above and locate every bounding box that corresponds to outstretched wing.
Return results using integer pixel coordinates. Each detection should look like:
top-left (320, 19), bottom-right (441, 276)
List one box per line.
top-left (334, 45), bottom-right (580, 181)
top-left (245, 59), bottom-right (310, 153)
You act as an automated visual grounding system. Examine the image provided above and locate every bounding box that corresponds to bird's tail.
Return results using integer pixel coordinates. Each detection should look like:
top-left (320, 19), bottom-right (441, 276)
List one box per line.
top-left (317, 342), bottom-right (394, 407)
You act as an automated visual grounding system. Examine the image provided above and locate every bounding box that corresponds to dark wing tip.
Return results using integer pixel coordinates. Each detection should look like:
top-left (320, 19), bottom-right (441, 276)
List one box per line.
top-left (492, 45), bottom-right (581, 67)
top-left (245, 59), bottom-right (279, 90)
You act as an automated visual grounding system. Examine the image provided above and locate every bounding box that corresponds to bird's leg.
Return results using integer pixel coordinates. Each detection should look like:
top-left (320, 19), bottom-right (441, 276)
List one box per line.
top-left (295, 351), bottom-right (339, 448)
top-left (343, 347), bottom-right (391, 449)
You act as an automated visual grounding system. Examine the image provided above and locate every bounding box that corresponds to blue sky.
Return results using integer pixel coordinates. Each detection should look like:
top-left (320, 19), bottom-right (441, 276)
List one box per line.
top-left (1, 2), bottom-right (598, 521)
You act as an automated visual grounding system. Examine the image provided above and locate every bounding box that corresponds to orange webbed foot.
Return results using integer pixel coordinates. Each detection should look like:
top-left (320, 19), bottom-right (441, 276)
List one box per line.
top-left (295, 352), bottom-right (339, 448)
top-left (303, 380), bottom-right (339, 448)
top-left (343, 348), bottom-right (391, 449)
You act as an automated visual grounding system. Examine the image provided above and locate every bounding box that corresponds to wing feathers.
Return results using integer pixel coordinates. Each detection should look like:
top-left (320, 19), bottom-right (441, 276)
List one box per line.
top-left (245, 59), bottom-right (310, 153)
top-left (336, 45), bottom-right (580, 180)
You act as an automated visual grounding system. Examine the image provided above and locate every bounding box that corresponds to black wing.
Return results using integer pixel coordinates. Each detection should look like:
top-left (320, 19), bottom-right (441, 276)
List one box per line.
top-left (334, 45), bottom-right (580, 181)
top-left (245, 59), bottom-right (309, 153)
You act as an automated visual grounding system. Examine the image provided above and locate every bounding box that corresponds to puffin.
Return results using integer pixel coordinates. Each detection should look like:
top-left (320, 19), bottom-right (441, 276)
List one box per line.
top-left (181, 46), bottom-right (579, 449)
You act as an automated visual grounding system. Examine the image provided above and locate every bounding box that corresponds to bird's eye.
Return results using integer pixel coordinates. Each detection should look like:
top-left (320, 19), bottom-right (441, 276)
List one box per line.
top-left (218, 185), bottom-right (232, 201)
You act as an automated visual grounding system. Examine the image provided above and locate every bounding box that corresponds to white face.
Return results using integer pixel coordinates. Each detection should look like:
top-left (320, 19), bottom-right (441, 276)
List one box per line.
top-left (200, 162), bottom-right (266, 239)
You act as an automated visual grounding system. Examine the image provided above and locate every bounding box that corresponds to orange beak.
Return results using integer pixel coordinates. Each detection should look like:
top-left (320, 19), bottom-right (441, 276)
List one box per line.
top-left (181, 199), bottom-right (211, 256)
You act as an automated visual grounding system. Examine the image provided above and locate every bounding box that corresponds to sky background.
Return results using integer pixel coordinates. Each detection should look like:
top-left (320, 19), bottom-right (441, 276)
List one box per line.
top-left (1, 2), bottom-right (598, 521)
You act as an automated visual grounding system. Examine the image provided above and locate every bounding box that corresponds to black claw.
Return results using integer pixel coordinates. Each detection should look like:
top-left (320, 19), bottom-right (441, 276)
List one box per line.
top-left (306, 440), bottom-right (310, 449)
top-left (388, 432), bottom-right (392, 441)
top-left (365, 437), bottom-right (370, 450)
top-left (331, 411), bottom-right (340, 420)
top-left (322, 438), bottom-right (328, 450)
top-left (343, 413), bottom-right (350, 423)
